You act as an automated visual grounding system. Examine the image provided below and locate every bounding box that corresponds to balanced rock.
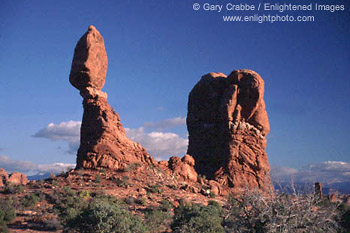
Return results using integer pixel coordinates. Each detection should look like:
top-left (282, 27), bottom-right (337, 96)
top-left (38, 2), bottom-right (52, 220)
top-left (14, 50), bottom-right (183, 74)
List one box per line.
top-left (69, 25), bottom-right (107, 91)
top-left (187, 69), bottom-right (271, 191)
top-left (70, 26), bottom-right (154, 170)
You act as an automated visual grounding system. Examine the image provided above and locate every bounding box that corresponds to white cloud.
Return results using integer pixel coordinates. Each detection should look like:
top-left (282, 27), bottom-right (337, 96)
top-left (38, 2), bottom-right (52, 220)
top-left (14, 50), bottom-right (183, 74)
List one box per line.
top-left (125, 127), bottom-right (188, 158)
top-left (34, 118), bottom-right (188, 160)
top-left (0, 155), bottom-right (75, 175)
top-left (143, 117), bottom-right (186, 131)
top-left (271, 161), bottom-right (350, 184)
top-left (33, 120), bottom-right (81, 154)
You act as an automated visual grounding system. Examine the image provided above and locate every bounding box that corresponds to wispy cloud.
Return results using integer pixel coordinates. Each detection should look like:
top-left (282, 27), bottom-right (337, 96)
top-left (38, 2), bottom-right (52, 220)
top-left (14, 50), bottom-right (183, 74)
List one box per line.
top-left (0, 155), bottom-right (75, 175)
top-left (271, 161), bottom-right (350, 184)
top-left (143, 117), bottom-right (186, 131)
top-left (33, 120), bottom-right (81, 154)
top-left (34, 118), bottom-right (188, 160)
top-left (125, 127), bottom-right (188, 159)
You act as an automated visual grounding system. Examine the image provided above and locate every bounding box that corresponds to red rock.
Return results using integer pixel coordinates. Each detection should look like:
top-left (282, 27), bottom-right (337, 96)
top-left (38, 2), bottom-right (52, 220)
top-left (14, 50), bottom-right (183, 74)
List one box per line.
top-left (0, 168), bottom-right (8, 187)
top-left (209, 180), bottom-right (221, 196)
top-left (329, 193), bottom-right (337, 202)
top-left (168, 156), bottom-right (198, 182)
top-left (187, 70), bottom-right (271, 191)
top-left (7, 172), bottom-right (29, 185)
top-left (69, 25), bottom-right (108, 91)
top-left (314, 182), bottom-right (322, 199)
top-left (71, 26), bottom-right (154, 171)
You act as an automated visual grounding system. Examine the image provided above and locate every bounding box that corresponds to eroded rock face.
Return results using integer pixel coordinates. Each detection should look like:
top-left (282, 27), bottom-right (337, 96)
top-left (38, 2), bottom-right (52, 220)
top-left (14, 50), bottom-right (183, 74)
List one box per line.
top-left (71, 26), bottom-right (154, 170)
top-left (0, 168), bottom-right (8, 187)
top-left (8, 172), bottom-right (29, 185)
top-left (0, 169), bottom-right (29, 186)
top-left (167, 155), bottom-right (198, 182)
top-left (187, 69), bottom-right (271, 191)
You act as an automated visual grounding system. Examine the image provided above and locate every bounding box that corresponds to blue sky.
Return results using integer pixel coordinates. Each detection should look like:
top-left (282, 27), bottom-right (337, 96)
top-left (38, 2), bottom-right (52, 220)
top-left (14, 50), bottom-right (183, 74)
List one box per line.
top-left (0, 0), bottom-right (349, 181)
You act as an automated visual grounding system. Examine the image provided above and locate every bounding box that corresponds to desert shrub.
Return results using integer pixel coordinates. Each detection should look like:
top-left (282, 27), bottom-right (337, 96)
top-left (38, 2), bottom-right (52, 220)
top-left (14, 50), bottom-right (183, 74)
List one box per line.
top-left (95, 174), bottom-right (102, 183)
top-left (124, 196), bottom-right (135, 205)
top-left (159, 199), bottom-right (173, 211)
top-left (62, 186), bottom-right (75, 196)
top-left (124, 162), bottom-right (142, 172)
top-left (171, 201), bottom-right (224, 233)
top-left (100, 168), bottom-right (107, 174)
top-left (224, 190), bottom-right (340, 233)
top-left (338, 204), bottom-right (350, 232)
top-left (145, 209), bottom-right (171, 233)
top-left (113, 177), bottom-right (130, 188)
top-left (41, 218), bottom-right (64, 231)
top-left (147, 184), bottom-right (163, 194)
top-left (2, 184), bottom-right (25, 194)
top-left (209, 191), bottom-right (216, 198)
top-left (79, 190), bottom-right (91, 199)
top-left (71, 195), bottom-right (149, 233)
top-left (50, 186), bottom-right (86, 226)
top-left (135, 197), bottom-right (147, 206)
top-left (167, 184), bottom-right (177, 190)
top-left (34, 189), bottom-right (46, 201)
top-left (0, 199), bottom-right (16, 232)
top-left (21, 193), bottom-right (40, 207)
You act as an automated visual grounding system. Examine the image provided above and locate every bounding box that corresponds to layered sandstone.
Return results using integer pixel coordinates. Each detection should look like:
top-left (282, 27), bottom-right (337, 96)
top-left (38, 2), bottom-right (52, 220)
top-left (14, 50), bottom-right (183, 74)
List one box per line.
top-left (187, 69), bottom-right (271, 191)
top-left (70, 26), bottom-right (154, 170)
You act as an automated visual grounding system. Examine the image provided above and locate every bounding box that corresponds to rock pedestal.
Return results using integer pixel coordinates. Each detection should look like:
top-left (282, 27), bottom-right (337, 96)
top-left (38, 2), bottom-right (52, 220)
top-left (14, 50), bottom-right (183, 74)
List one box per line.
top-left (314, 182), bottom-right (323, 199)
top-left (70, 26), bottom-right (154, 170)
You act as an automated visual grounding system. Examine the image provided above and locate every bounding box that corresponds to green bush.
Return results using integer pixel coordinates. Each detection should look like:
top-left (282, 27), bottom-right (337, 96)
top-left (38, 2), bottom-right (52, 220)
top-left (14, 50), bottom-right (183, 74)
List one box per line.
top-left (50, 186), bottom-right (86, 226)
top-left (159, 199), bottom-right (173, 211)
top-left (171, 201), bottom-right (224, 233)
top-left (338, 204), bottom-right (350, 232)
top-left (0, 199), bottom-right (16, 232)
top-left (2, 184), bottom-right (25, 194)
top-left (21, 194), bottom-right (40, 207)
top-left (124, 163), bottom-right (142, 172)
top-left (145, 209), bottom-right (171, 233)
top-left (113, 177), bottom-right (130, 188)
top-left (95, 174), bottom-right (102, 183)
top-left (135, 197), bottom-right (147, 206)
top-left (79, 190), bottom-right (91, 199)
top-left (147, 184), bottom-right (163, 194)
top-left (71, 195), bottom-right (149, 233)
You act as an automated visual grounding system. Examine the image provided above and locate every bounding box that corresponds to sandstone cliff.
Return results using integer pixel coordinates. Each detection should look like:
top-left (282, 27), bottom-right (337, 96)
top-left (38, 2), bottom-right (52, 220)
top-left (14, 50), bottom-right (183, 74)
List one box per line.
top-left (187, 70), bottom-right (271, 191)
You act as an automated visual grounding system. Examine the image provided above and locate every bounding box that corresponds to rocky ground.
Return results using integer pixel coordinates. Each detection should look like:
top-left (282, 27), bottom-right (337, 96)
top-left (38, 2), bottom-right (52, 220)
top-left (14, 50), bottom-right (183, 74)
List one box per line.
top-left (1, 165), bottom-right (227, 232)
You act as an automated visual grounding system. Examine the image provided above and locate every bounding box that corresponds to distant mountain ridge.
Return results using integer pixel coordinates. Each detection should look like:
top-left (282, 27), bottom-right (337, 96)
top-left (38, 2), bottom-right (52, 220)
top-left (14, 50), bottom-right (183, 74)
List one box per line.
top-left (27, 172), bottom-right (51, 181)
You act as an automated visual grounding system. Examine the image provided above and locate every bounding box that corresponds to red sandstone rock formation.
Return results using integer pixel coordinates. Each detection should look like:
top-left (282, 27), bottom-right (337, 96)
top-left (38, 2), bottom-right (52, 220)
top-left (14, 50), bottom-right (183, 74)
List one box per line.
top-left (187, 69), bottom-right (271, 191)
top-left (0, 168), bottom-right (8, 187)
top-left (70, 26), bottom-right (154, 170)
top-left (315, 182), bottom-right (323, 199)
top-left (167, 155), bottom-right (198, 182)
top-left (0, 168), bottom-right (29, 186)
top-left (8, 172), bottom-right (29, 185)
